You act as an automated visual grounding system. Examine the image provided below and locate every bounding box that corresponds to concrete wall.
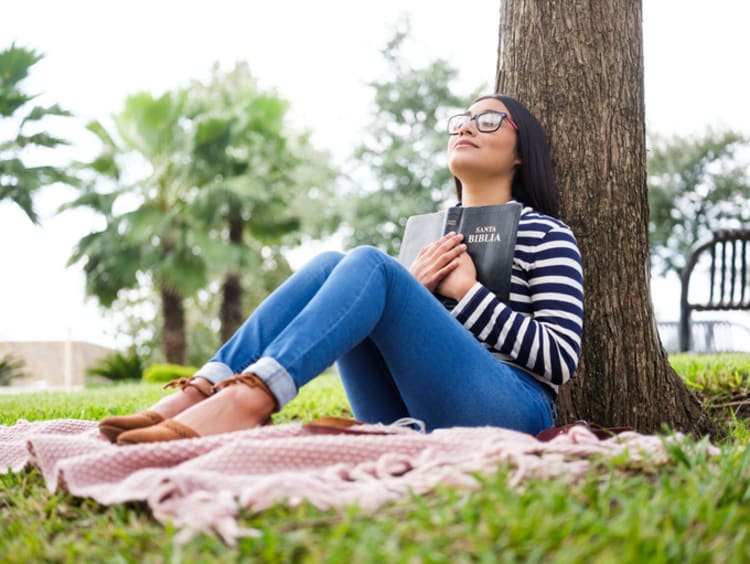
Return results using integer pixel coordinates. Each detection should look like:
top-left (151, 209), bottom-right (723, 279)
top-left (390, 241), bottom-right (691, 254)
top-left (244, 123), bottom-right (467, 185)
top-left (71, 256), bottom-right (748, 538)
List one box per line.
top-left (0, 341), bottom-right (113, 389)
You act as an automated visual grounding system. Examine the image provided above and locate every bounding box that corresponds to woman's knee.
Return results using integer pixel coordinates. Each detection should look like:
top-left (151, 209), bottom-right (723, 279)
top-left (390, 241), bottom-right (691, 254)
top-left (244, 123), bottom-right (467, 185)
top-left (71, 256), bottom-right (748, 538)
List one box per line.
top-left (346, 245), bottom-right (391, 265)
top-left (309, 250), bottom-right (346, 270)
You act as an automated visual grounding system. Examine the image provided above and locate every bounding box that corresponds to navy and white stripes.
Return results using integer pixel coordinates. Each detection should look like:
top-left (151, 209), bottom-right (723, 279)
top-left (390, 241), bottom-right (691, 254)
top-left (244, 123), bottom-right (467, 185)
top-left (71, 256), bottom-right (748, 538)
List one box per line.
top-left (451, 206), bottom-right (584, 391)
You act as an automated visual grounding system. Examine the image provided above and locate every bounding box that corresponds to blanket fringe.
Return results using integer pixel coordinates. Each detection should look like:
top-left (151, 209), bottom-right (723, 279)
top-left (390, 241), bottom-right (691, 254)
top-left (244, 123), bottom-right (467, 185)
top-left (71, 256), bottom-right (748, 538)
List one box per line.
top-left (0, 419), bottom-right (722, 546)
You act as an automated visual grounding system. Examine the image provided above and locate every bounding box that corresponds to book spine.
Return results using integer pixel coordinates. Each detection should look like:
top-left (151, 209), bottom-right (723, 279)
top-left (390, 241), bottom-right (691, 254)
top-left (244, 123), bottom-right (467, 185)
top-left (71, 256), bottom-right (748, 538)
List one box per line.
top-left (443, 207), bottom-right (462, 235)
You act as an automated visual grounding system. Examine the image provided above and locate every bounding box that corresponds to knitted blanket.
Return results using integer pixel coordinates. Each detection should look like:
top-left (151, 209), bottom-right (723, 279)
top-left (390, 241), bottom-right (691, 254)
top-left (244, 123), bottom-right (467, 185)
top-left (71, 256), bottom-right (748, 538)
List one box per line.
top-left (0, 418), bottom-right (715, 545)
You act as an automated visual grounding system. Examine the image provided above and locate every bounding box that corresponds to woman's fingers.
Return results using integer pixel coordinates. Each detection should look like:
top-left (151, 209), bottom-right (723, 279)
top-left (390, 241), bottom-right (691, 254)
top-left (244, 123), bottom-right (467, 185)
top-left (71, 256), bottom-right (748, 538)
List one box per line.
top-left (417, 232), bottom-right (462, 260)
top-left (410, 233), bottom-right (467, 292)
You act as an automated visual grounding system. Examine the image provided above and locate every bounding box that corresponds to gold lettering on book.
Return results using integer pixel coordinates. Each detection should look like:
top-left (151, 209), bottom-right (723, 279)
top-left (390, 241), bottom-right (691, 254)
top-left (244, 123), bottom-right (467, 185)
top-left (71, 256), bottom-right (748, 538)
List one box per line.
top-left (466, 224), bottom-right (502, 244)
top-left (474, 225), bottom-right (496, 233)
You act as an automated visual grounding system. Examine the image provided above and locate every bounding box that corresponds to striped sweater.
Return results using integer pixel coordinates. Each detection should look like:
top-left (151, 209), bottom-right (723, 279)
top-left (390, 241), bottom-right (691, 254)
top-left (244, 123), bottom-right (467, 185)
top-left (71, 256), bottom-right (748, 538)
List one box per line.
top-left (450, 205), bottom-right (584, 392)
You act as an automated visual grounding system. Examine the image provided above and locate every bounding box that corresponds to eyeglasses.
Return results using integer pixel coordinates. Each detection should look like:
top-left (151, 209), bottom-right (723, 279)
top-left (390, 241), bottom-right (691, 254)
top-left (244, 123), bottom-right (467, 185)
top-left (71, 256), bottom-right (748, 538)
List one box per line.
top-left (447, 110), bottom-right (518, 135)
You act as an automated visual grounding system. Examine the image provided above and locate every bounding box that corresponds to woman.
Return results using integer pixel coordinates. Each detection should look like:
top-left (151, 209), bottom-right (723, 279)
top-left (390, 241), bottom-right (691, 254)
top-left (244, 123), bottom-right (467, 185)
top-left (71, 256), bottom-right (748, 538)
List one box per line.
top-left (100, 94), bottom-right (584, 444)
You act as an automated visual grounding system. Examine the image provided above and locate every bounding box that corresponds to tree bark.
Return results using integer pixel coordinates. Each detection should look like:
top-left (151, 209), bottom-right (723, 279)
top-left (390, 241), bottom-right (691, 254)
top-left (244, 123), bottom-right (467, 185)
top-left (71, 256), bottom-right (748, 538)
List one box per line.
top-left (220, 272), bottom-right (243, 343)
top-left (495, 0), bottom-right (716, 435)
top-left (161, 285), bottom-right (186, 365)
top-left (220, 217), bottom-right (245, 342)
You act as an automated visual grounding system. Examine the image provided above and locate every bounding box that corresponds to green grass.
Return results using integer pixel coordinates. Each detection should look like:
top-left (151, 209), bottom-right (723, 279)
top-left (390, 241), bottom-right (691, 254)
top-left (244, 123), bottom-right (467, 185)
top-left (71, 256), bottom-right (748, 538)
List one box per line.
top-left (670, 352), bottom-right (750, 391)
top-left (2, 363), bottom-right (750, 562)
top-left (0, 370), bottom-right (352, 427)
top-left (669, 352), bottom-right (750, 432)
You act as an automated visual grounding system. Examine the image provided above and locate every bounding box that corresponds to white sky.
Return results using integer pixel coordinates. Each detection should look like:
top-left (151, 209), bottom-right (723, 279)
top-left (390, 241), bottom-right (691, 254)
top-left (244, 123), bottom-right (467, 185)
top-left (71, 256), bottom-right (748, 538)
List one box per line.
top-left (1, 0), bottom-right (749, 348)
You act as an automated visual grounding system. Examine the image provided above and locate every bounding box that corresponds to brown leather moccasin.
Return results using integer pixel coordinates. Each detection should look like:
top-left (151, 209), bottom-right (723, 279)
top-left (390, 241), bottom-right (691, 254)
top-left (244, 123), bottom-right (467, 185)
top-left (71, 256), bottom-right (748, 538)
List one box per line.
top-left (99, 376), bottom-right (214, 443)
top-left (116, 418), bottom-right (200, 445)
top-left (99, 410), bottom-right (165, 443)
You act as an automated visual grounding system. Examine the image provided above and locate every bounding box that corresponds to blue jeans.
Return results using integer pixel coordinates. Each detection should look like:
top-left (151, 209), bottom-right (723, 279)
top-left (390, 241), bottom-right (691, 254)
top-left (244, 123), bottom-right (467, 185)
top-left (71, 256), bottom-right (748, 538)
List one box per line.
top-left (195, 246), bottom-right (556, 434)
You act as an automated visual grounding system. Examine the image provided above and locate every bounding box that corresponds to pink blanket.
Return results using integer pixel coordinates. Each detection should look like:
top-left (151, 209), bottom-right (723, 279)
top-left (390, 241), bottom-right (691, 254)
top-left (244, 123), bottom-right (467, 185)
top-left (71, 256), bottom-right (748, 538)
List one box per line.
top-left (0, 418), bottom-right (710, 545)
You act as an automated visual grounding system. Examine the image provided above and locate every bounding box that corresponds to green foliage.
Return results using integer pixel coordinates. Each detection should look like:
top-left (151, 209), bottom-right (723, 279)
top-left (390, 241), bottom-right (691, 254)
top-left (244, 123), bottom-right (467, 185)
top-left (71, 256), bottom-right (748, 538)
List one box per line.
top-left (0, 42), bottom-right (77, 223)
top-left (648, 129), bottom-right (750, 275)
top-left (103, 284), bottom-right (164, 365)
top-left (67, 62), bottom-right (341, 360)
top-left (67, 89), bottom-right (206, 307)
top-left (65, 89), bottom-right (212, 364)
top-left (102, 274), bottom-right (300, 369)
top-left (183, 62), bottom-right (340, 338)
top-left (0, 353), bottom-right (26, 386)
top-left (141, 363), bottom-right (198, 384)
top-left (86, 349), bottom-right (144, 382)
top-left (344, 19), bottom-right (479, 255)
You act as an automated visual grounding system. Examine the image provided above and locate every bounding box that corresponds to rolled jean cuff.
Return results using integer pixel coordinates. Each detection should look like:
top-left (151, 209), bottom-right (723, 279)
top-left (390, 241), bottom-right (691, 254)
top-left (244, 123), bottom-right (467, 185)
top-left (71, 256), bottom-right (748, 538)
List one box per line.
top-left (194, 361), bottom-right (234, 384)
top-left (242, 357), bottom-right (297, 408)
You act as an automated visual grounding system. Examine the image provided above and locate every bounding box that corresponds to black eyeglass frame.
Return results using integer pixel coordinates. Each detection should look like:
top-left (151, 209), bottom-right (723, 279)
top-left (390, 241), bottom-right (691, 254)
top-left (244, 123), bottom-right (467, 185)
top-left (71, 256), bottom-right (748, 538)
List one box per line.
top-left (447, 110), bottom-right (518, 135)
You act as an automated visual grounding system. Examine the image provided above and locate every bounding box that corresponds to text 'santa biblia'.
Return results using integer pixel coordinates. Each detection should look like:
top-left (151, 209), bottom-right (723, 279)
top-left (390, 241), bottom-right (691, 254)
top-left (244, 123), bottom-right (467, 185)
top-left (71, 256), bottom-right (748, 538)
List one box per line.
top-left (397, 201), bottom-right (522, 303)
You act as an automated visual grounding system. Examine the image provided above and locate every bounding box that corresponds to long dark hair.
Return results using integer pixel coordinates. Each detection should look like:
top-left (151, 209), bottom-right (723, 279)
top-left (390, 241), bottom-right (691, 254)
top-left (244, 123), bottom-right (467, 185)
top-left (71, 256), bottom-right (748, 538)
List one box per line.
top-left (453, 94), bottom-right (559, 217)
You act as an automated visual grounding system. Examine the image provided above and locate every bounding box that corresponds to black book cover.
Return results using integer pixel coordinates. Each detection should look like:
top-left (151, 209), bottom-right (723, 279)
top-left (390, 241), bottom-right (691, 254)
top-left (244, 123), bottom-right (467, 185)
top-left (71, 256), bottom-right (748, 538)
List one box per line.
top-left (397, 201), bottom-right (522, 302)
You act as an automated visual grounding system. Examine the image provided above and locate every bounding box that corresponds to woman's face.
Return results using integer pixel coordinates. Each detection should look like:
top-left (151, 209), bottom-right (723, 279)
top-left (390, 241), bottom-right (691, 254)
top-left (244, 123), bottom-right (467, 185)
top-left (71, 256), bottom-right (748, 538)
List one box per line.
top-left (447, 98), bottom-right (520, 184)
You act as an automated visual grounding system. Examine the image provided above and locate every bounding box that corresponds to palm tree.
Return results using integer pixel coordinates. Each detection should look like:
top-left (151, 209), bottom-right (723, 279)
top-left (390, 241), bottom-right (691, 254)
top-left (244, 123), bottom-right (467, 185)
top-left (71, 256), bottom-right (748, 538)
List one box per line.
top-left (0, 43), bottom-right (75, 222)
top-left (68, 91), bottom-right (205, 364)
top-left (70, 65), bottom-right (340, 360)
top-left (186, 63), bottom-right (339, 341)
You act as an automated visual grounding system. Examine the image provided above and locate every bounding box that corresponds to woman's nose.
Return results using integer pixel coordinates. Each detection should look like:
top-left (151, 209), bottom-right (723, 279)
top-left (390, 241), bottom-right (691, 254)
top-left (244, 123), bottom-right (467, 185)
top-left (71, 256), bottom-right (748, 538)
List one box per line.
top-left (458, 118), bottom-right (475, 135)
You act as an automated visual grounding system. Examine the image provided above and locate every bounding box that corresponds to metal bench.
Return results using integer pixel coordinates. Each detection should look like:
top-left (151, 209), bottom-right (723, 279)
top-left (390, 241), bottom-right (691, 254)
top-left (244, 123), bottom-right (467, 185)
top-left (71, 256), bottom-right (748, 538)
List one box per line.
top-left (679, 228), bottom-right (750, 352)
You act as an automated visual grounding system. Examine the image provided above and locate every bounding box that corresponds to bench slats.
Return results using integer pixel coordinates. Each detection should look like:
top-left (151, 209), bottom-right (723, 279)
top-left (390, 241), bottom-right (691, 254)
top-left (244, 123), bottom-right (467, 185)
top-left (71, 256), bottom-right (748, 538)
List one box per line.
top-left (679, 228), bottom-right (750, 351)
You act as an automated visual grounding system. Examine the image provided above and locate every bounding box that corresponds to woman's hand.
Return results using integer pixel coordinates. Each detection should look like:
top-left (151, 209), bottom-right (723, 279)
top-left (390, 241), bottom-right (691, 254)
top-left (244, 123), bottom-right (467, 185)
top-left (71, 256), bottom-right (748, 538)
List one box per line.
top-left (436, 248), bottom-right (477, 301)
top-left (409, 233), bottom-right (476, 300)
top-left (409, 233), bottom-right (465, 293)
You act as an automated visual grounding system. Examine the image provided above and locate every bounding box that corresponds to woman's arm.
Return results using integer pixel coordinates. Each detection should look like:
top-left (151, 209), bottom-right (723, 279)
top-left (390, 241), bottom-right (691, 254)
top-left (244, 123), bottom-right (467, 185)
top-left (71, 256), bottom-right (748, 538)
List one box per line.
top-left (451, 226), bottom-right (584, 386)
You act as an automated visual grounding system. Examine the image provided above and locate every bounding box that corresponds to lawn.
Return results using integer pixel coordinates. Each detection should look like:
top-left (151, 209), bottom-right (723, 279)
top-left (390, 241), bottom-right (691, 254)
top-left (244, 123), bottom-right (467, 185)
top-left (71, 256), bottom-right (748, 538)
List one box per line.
top-left (2, 362), bottom-right (750, 562)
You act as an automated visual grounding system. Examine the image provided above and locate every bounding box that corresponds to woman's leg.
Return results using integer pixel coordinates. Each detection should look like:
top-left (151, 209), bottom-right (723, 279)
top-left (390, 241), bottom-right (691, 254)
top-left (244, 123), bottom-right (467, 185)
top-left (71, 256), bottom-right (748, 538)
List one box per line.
top-left (336, 338), bottom-right (410, 424)
top-left (333, 257), bottom-right (554, 432)
top-left (116, 251), bottom-right (346, 421)
top-left (112, 251), bottom-right (349, 442)
top-left (194, 250), bottom-right (347, 386)
top-left (124, 246), bottom-right (552, 439)
top-left (217, 246), bottom-right (552, 433)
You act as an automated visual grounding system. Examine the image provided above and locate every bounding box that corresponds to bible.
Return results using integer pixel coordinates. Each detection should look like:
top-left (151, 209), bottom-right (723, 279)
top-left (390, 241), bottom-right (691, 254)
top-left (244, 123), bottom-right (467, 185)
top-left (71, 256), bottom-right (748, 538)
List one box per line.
top-left (397, 201), bottom-right (522, 303)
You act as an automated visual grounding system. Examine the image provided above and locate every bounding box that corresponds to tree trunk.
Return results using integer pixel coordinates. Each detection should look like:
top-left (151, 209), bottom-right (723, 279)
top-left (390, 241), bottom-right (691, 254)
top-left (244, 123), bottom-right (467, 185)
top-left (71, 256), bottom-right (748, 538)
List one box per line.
top-left (495, 0), bottom-right (716, 435)
top-left (220, 217), bottom-right (245, 342)
top-left (161, 285), bottom-right (186, 365)
top-left (220, 272), bottom-right (243, 342)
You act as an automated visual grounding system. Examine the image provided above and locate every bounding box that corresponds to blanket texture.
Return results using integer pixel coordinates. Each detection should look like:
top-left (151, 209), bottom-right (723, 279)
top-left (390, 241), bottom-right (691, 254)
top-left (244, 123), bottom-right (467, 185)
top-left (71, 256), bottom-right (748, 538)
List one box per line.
top-left (0, 418), bottom-right (713, 545)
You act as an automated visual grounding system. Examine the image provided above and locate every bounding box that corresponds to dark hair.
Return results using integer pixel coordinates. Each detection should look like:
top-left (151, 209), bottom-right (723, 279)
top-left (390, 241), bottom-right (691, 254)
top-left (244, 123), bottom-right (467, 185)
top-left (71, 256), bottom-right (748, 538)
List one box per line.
top-left (453, 94), bottom-right (559, 217)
